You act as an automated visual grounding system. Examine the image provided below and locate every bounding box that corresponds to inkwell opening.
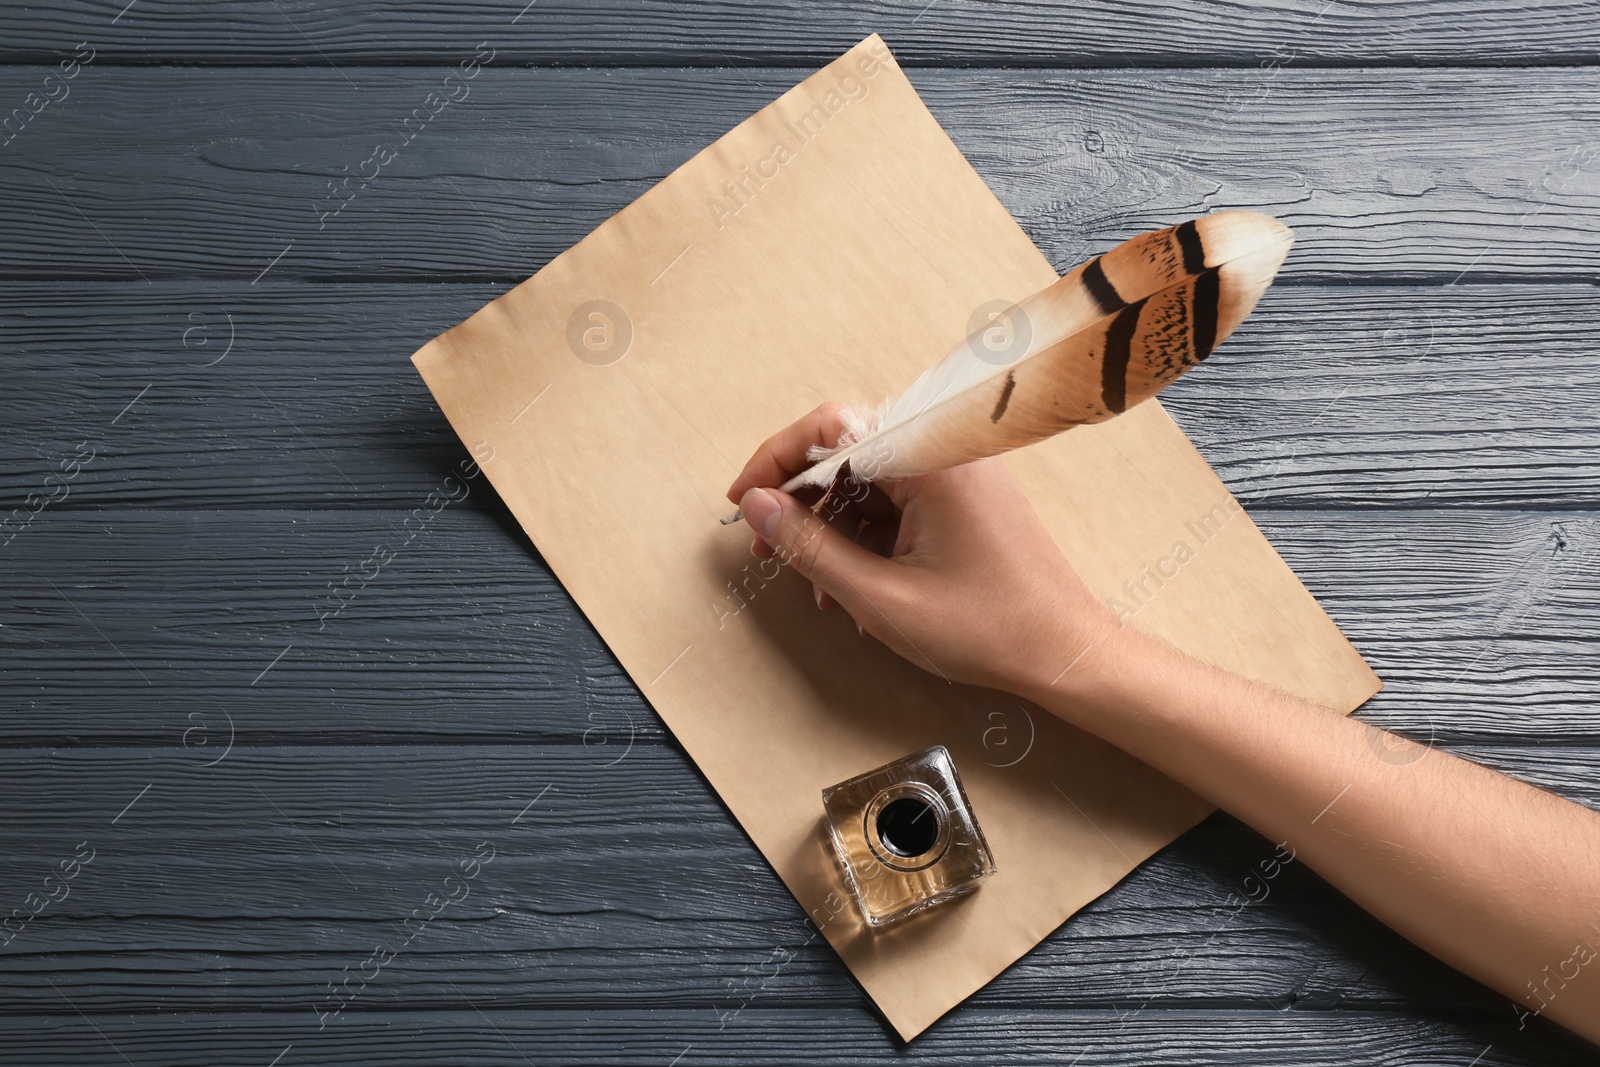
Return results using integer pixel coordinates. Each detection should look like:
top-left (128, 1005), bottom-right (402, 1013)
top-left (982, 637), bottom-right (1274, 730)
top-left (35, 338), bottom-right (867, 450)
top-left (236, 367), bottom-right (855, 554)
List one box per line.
top-left (876, 795), bottom-right (940, 858)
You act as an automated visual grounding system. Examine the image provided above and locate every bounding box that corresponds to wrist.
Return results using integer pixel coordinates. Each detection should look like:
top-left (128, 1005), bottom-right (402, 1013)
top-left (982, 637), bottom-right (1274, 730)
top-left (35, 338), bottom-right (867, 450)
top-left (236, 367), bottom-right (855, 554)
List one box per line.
top-left (1008, 608), bottom-right (1135, 719)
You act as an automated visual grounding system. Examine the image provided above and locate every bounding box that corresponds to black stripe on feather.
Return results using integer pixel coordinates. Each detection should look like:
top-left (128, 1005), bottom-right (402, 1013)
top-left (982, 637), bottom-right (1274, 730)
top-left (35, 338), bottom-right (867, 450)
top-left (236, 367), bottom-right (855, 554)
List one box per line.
top-left (1100, 301), bottom-right (1144, 414)
top-left (1174, 220), bottom-right (1207, 274)
top-left (1192, 268), bottom-right (1221, 362)
top-left (1081, 257), bottom-right (1126, 315)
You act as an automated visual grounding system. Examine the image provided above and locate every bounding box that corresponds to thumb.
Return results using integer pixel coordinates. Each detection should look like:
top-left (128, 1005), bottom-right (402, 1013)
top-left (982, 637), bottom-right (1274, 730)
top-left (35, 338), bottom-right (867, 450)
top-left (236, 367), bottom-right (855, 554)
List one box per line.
top-left (740, 487), bottom-right (895, 618)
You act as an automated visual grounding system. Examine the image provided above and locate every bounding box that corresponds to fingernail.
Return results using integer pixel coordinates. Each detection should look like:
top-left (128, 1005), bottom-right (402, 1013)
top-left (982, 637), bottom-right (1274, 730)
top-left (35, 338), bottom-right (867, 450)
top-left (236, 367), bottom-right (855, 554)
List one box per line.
top-left (814, 585), bottom-right (825, 610)
top-left (856, 620), bottom-right (864, 637)
top-left (740, 488), bottom-right (781, 539)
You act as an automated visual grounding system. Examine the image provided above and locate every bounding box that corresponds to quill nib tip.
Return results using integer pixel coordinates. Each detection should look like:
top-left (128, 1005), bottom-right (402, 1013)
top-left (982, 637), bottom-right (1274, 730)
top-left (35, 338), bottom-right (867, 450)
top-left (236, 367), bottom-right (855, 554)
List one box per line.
top-left (719, 509), bottom-right (744, 525)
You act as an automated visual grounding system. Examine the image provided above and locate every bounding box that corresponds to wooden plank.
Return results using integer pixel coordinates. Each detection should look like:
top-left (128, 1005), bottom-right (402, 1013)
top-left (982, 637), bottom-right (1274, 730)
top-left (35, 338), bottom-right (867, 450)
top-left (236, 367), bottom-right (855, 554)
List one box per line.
top-left (0, 1), bottom-right (1595, 66)
top-left (0, 1007), bottom-right (1591, 1065)
top-left (0, 8), bottom-right (1591, 1067)
top-left (0, 68), bottom-right (1595, 281)
top-left (0, 893), bottom-right (1470, 1016)
top-left (3, 281), bottom-right (1598, 510)
top-left (3, 509), bottom-right (1598, 742)
top-left (0, 745), bottom-right (1589, 1022)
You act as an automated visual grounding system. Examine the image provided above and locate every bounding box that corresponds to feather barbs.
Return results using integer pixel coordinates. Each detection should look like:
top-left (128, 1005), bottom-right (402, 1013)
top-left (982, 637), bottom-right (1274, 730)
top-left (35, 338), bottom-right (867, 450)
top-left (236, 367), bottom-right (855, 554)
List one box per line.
top-left (721, 211), bottom-right (1293, 523)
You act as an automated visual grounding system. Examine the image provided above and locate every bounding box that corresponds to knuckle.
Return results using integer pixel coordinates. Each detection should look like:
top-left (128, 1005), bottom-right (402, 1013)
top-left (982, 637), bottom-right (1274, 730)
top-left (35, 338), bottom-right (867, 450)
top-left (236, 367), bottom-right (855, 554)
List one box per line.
top-left (814, 400), bottom-right (845, 420)
top-left (813, 401), bottom-right (848, 443)
top-left (785, 515), bottom-right (829, 574)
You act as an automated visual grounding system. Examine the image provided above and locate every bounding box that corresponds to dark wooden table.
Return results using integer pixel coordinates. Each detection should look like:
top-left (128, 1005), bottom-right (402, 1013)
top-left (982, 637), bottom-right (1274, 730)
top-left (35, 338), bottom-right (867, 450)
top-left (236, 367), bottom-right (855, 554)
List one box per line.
top-left (2, 3), bottom-right (1598, 1063)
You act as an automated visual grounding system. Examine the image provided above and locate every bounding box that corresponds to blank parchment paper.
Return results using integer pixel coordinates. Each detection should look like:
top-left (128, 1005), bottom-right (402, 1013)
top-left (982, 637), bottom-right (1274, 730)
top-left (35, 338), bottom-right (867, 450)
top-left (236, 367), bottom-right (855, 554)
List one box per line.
top-left (411, 34), bottom-right (1381, 1040)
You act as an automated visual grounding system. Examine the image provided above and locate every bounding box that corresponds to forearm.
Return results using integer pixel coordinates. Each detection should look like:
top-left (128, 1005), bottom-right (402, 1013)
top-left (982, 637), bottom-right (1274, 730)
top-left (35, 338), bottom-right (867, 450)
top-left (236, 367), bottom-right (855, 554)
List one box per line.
top-left (731, 420), bottom-right (1600, 1036)
top-left (1023, 623), bottom-right (1600, 1041)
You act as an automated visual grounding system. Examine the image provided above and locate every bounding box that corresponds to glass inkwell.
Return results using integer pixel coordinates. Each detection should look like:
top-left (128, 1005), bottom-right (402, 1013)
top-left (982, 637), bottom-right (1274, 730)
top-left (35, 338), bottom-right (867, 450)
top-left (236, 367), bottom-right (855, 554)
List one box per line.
top-left (822, 745), bottom-right (996, 927)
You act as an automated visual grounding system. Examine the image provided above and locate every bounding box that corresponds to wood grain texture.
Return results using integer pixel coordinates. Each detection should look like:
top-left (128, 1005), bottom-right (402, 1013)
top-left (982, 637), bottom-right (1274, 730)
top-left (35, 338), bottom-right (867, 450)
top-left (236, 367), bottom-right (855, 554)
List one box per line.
top-left (0, 745), bottom-right (1591, 1037)
top-left (0, 68), bottom-right (1596, 281)
top-left (1, 0), bottom-right (1597, 66)
top-left (3, 281), bottom-right (1598, 510)
top-left (0, 1008), bottom-right (1594, 1066)
top-left (3, 509), bottom-right (1598, 744)
top-left (3, 5), bottom-right (1599, 1062)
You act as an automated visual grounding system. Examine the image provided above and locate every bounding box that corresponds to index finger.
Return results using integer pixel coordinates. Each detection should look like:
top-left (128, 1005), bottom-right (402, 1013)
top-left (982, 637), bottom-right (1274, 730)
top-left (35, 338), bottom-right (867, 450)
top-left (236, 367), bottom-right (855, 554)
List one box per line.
top-left (725, 402), bottom-right (849, 504)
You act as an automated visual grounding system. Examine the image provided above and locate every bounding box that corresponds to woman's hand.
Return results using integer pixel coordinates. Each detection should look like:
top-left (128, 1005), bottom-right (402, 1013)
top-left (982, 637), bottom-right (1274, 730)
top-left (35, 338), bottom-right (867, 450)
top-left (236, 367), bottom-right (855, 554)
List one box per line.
top-left (728, 411), bottom-right (1600, 1048)
top-left (726, 403), bottom-right (1116, 698)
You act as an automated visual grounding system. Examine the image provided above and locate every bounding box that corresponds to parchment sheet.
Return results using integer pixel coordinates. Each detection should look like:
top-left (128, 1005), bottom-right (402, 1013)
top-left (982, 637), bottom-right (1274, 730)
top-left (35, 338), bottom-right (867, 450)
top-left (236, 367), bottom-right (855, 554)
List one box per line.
top-left (411, 34), bottom-right (1382, 1040)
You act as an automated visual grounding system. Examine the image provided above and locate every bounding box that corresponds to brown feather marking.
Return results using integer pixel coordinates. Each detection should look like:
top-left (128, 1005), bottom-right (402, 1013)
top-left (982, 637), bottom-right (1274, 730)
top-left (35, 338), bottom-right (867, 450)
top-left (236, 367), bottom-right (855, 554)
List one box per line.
top-left (1141, 286), bottom-right (1194, 381)
top-left (990, 371), bottom-right (1017, 423)
top-left (1133, 226), bottom-right (1185, 287)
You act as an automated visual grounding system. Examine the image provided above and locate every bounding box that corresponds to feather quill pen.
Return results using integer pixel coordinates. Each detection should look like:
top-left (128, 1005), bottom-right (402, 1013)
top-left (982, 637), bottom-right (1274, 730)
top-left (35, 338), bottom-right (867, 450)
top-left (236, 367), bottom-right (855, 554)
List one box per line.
top-left (723, 210), bottom-right (1293, 523)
